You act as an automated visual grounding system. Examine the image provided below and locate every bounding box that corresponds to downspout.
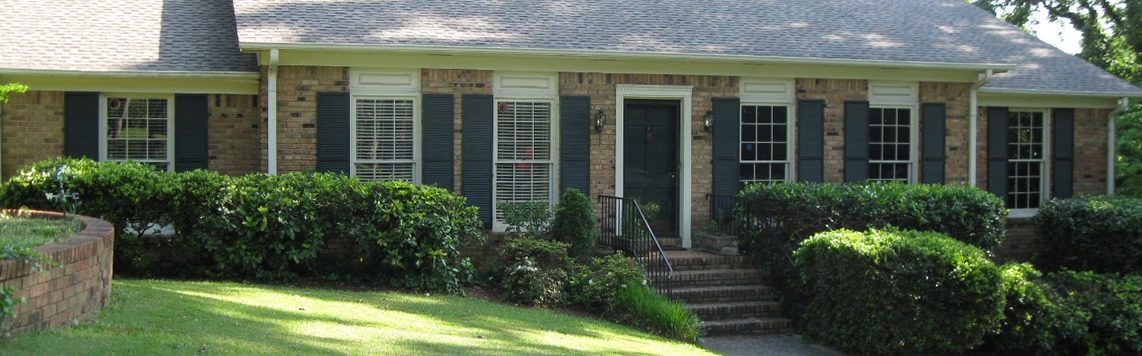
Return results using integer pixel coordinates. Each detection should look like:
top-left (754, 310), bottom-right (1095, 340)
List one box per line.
top-left (267, 49), bottom-right (279, 175)
top-left (1108, 97), bottom-right (1130, 194)
top-left (969, 69), bottom-right (993, 187)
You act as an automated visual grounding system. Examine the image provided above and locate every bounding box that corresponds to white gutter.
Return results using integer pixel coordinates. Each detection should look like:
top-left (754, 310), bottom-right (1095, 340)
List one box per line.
top-left (1108, 97), bottom-right (1130, 194)
top-left (979, 87), bottom-right (1142, 98)
top-left (267, 49), bottom-right (280, 175)
top-left (969, 69), bottom-right (993, 187)
top-left (241, 42), bottom-right (1017, 72)
top-left (0, 68), bottom-right (259, 79)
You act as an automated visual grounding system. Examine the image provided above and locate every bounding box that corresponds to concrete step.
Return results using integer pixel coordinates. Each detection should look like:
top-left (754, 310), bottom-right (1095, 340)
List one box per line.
top-left (665, 269), bottom-right (766, 288)
top-left (686, 301), bottom-right (784, 321)
top-left (656, 236), bottom-right (682, 248)
top-left (660, 250), bottom-right (754, 271)
top-left (701, 317), bottom-right (795, 335)
top-left (672, 285), bottom-right (773, 304)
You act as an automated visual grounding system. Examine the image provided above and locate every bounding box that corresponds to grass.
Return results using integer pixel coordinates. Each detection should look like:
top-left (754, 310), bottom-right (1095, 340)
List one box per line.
top-left (0, 280), bottom-right (719, 355)
top-left (0, 214), bottom-right (82, 250)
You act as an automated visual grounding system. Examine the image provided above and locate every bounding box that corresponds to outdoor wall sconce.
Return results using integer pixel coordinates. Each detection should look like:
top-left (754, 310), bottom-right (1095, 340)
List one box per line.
top-left (704, 110), bottom-right (714, 132)
top-left (594, 109), bottom-right (606, 132)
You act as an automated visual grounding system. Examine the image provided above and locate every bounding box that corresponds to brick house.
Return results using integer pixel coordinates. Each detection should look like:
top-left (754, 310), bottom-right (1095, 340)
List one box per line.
top-left (3, 0), bottom-right (1141, 249)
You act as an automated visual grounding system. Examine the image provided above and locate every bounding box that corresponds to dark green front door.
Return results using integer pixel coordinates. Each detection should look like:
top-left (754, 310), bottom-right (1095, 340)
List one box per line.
top-left (623, 100), bottom-right (679, 235)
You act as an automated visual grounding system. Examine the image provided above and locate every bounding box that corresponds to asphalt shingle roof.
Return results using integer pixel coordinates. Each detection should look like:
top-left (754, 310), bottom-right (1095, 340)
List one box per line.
top-left (0, 0), bottom-right (256, 73)
top-left (232, 0), bottom-right (1141, 96)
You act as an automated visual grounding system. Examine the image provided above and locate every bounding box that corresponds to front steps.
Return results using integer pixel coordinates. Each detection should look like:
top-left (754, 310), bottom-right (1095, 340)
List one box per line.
top-left (654, 249), bottom-right (794, 335)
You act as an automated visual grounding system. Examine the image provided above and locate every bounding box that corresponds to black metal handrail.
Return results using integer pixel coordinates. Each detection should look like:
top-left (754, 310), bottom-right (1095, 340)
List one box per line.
top-left (597, 195), bottom-right (674, 297)
top-left (706, 193), bottom-right (794, 268)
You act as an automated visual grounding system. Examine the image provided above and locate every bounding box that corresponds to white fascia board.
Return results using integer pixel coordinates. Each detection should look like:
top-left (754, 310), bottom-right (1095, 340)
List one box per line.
top-left (981, 87), bottom-right (1142, 99)
top-left (979, 91), bottom-right (1129, 109)
top-left (241, 42), bottom-right (1016, 72)
top-left (0, 71), bottom-right (259, 94)
top-left (0, 68), bottom-right (259, 79)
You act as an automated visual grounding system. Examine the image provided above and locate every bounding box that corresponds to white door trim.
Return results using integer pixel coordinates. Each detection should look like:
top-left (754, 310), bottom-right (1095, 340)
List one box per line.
top-left (615, 84), bottom-right (694, 248)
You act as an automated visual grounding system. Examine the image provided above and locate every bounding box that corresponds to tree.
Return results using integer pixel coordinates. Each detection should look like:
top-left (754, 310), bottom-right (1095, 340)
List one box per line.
top-left (972, 0), bottom-right (1142, 195)
top-left (0, 83), bottom-right (27, 104)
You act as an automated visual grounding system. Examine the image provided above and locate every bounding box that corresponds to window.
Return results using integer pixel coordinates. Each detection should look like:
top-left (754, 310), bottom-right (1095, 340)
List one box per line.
top-left (1007, 110), bottom-right (1048, 209)
top-left (868, 107), bottom-right (914, 182)
top-left (103, 96), bottom-right (173, 171)
top-left (494, 101), bottom-right (554, 220)
top-left (353, 97), bottom-right (416, 182)
top-left (739, 105), bottom-right (791, 184)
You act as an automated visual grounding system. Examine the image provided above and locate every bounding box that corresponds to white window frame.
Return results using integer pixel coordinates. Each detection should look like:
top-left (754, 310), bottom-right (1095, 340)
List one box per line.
top-left (739, 104), bottom-right (795, 184)
top-left (491, 98), bottom-right (559, 232)
top-left (867, 105), bottom-right (919, 183)
top-left (349, 95), bottom-right (421, 183)
top-left (1006, 108), bottom-right (1051, 218)
top-left (98, 93), bottom-right (175, 171)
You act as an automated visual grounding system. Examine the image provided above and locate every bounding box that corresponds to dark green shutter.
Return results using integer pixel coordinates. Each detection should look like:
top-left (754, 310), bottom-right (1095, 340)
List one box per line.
top-left (844, 101), bottom-right (870, 182)
top-left (174, 94), bottom-right (209, 172)
top-left (462, 94), bottom-right (494, 227)
top-left (1053, 108), bottom-right (1075, 199)
top-left (316, 92), bottom-right (351, 174)
top-left (422, 94), bottom-right (455, 190)
top-left (64, 92), bottom-right (100, 159)
top-left (712, 97), bottom-right (741, 197)
top-left (560, 96), bottom-right (591, 195)
top-left (987, 107), bottom-right (1010, 201)
top-left (921, 103), bottom-right (947, 184)
top-left (797, 100), bottom-right (825, 182)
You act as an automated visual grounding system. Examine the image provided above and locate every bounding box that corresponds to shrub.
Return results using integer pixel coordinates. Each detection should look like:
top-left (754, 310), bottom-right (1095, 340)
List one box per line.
top-left (1033, 196), bottom-right (1142, 274)
top-left (1044, 271), bottom-right (1142, 355)
top-left (795, 228), bottom-right (1005, 355)
top-left (614, 283), bottom-right (701, 343)
top-left (737, 182), bottom-right (1007, 252)
top-left (566, 254), bottom-right (647, 313)
top-left (497, 201), bottom-right (552, 235)
top-left (983, 263), bottom-right (1069, 354)
top-left (496, 236), bottom-right (571, 305)
top-left (551, 189), bottom-right (597, 261)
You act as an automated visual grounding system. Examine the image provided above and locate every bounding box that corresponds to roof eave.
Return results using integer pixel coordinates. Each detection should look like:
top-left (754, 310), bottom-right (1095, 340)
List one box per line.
top-left (980, 87), bottom-right (1142, 99)
top-left (240, 42), bottom-right (1017, 72)
top-left (0, 68), bottom-right (260, 79)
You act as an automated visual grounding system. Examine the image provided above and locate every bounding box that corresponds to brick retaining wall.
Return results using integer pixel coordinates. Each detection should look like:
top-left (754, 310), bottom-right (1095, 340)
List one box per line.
top-left (0, 210), bottom-right (114, 337)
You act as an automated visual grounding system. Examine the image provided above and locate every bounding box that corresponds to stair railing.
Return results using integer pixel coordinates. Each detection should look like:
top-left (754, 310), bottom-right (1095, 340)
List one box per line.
top-left (597, 195), bottom-right (674, 298)
top-left (706, 193), bottom-right (794, 268)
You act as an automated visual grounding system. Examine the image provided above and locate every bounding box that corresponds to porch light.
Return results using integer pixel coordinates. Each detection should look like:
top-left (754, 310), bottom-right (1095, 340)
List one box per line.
top-left (594, 109), bottom-right (606, 132)
top-left (704, 110), bottom-right (713, 132)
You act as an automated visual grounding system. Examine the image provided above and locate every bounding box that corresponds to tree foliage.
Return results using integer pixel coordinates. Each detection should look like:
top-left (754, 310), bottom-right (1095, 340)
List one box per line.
top-left (972, 0), bottom-right (1142, 195)
top-left (0, 83), bottom-right (28, 103)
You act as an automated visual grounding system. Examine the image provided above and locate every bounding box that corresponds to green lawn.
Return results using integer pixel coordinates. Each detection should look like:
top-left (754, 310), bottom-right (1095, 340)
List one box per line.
top-left (0, 280), bottom-right (718, 355)
top-left (0, 214), bottom-right (82, 250)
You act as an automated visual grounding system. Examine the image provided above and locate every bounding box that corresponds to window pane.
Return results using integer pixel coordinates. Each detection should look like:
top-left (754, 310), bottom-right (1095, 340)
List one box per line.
top-left (739, 105), bottom-right (791, 183)
top-left (105, 97), bottom-right (169, 169)
top-left (1005, 109), bottom-right (1046, 210)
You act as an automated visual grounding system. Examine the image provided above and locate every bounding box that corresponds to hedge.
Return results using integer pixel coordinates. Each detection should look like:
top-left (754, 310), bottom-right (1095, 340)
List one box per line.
top-left (795, 228), bottom-right (1005, 355)
top-left (1033, 196), bottom-right (1142, 274)
top-left (0, 158), bottom-right (483, 294)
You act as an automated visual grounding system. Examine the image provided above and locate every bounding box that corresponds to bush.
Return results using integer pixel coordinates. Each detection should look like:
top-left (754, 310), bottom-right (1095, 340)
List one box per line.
top-left (496, 236), bottom-right (571, 305)
top-left (614, 283), bottom-right (701, 343)
top-left (984, 263), bottom-right (1069, 354)
top-left (551, 189), bottom-right (597, 261)
top-left (1033, 196), bottom-right (1142, 274)
top-left (737, 182), bottom-right (1007, 252)
top-left (497, 201), bottom-right (552, 235)
top-left (566, 254), bottom-right (647, 313)
top-left (1044, 271), bottom-right (1142, 355)
top-left (795, 228), bottom-right (1005, 355)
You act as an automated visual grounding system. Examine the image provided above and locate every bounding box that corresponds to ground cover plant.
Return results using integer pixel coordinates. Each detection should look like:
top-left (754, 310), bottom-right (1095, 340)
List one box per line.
top-left (0, 279), bottom-right (716, 356)
top-left (0, 213), bottom-right (81, 250)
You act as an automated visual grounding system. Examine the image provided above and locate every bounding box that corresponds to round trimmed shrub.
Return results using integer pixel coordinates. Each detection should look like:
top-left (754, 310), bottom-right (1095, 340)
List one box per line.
top-left (551, 188), bottom-right (597, 261)
top-left (496, 236), bottom-right (571, 305)
top-left (795, 228), bottom-right (1005, 355)
top-left (983, 263), bottom-right (1068, 354)
top-left (1033, 196), bottom-right (1142, 274)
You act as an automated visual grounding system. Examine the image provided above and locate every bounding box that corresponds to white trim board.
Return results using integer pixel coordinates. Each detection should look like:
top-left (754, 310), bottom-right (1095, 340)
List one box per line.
top-left (615, 84), bottom-right (694, 248)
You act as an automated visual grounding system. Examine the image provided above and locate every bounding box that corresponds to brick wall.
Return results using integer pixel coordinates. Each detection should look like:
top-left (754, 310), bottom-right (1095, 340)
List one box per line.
top-left (920, 82), bottom-right (972, 185)
top-left (0, 210), bottom-right (114, 337)
top-left (207, 94), bottom-right (262, 175)
top-left (260, 66), bottom-right (350, 173)
top-left (795, 79), bottom-right (869, 183)
top-left (1, 91), bottom-right (65, 180)
top-left (993, 218), bottom-right (1037, 264)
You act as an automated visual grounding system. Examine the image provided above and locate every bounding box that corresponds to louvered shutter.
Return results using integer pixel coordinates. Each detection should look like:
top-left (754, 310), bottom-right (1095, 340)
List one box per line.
top-left (560, 96), bottom-right (590, 195)
top-left (921, 103), bottom-right (946, 184)
top-left (315, 92), bottom-right (351, 174)
top-left (64, 92), bottom-right (100, 159)
top-left (797, 100), bottom-right (825, 182)
top-left (712, 98), bottom-right (741, 196)
top-left (462, 94), bottom-right (494, 227)
top-left (422, 94), bottom-right (455, 190)
top-left (174, 94), bottom-right (209, 172)
top-left (354, 98), bottom-right (415, 181)
top-left (1052, 108), bottom-right (1075, 199)
top-left (844, 101), bottom-right (871, 182)
top-left (987, 107), bottom-right (1009, 201)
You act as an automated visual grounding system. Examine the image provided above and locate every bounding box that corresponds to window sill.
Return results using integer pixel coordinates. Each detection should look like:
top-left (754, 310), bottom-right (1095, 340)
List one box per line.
top-left (1006, 209), bottom-right (1039, 219)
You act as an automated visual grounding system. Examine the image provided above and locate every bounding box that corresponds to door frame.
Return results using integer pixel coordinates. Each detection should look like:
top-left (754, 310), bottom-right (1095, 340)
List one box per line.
top-left (615, 84), bottom-right (694, 248)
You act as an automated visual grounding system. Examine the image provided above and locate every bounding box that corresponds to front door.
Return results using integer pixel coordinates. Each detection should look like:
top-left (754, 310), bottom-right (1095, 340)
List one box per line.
top-left (623, 100), bottom-right (680, 235)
